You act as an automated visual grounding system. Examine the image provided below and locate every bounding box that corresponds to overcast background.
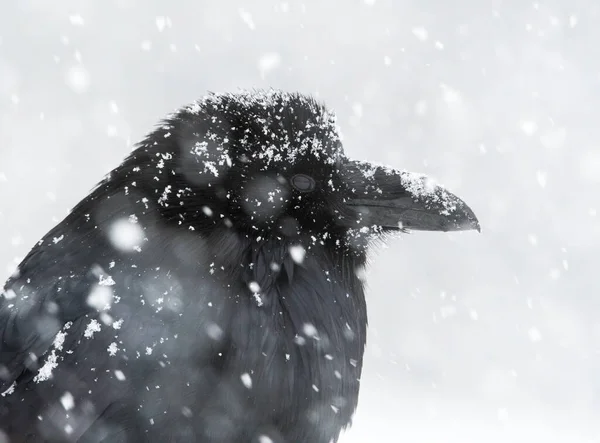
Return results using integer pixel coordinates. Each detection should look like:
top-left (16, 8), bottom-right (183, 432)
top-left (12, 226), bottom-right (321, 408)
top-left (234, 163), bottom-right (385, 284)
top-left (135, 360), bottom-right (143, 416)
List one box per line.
top-left (1, 1), bottom-right (599, 442)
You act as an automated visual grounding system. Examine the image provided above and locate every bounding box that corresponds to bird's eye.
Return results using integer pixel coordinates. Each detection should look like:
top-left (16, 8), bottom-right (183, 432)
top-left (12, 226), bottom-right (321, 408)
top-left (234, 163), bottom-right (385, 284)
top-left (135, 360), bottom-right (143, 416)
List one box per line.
top-left (291, 174), bottom-right (316, 193)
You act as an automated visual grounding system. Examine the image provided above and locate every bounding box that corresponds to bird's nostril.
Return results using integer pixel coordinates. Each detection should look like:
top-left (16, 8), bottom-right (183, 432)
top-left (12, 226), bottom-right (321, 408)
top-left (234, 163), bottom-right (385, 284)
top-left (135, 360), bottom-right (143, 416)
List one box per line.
top-left (291, 174), bottom-right (316, 192)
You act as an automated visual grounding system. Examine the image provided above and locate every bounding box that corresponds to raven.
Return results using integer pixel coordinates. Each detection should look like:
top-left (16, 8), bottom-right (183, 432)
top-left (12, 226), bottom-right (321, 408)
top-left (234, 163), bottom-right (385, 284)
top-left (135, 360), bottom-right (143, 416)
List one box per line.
top-left (0, 90), bottom-right (479, 443)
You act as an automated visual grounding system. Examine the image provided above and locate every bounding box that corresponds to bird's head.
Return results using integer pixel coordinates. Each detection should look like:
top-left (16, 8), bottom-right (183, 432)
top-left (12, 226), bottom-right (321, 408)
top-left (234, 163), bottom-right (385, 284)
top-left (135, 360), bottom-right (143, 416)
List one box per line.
top-left (122, 90), bottom-right (479, 255)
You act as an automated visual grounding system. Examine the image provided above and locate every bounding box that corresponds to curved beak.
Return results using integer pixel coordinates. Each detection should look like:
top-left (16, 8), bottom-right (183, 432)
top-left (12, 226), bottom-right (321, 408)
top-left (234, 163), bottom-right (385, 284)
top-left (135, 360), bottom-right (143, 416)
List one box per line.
top-left (341, 160), bottom-right (480, 232)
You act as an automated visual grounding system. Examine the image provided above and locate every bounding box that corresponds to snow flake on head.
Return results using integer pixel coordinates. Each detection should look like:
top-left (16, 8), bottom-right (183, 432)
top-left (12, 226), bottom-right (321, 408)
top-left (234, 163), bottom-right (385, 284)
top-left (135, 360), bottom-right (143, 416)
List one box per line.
top-left (182, 89), bottom-right (345, 170)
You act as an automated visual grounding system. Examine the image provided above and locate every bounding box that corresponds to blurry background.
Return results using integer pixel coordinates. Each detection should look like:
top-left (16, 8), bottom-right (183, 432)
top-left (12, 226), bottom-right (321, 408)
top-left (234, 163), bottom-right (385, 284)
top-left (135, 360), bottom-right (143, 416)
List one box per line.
top-left (1, 1), bottom-right (599, 442)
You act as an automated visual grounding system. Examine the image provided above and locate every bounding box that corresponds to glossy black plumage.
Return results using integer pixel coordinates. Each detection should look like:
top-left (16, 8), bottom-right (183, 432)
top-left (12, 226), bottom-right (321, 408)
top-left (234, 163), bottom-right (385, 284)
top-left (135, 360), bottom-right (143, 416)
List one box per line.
top-left (0, 90), bottom-right (479, 443)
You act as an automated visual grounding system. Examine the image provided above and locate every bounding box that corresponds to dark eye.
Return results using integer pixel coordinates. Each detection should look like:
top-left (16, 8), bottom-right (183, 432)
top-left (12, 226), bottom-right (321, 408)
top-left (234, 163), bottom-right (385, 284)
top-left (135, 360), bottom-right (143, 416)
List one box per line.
top-left (291, 174), bottom-right (316, 193)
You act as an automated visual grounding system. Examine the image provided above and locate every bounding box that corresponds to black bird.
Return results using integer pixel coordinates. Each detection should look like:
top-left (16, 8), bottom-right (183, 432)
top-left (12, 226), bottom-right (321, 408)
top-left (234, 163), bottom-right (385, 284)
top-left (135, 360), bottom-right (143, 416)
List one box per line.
top-left (0, 90), bottom-right (479, 443)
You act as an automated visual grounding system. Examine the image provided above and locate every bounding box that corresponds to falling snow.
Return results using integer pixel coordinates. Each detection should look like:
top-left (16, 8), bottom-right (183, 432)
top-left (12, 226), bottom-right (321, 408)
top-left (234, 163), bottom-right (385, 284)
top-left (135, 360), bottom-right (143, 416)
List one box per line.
top-left (289, 245), bottom-right (306, 264)
top-left (65, 65), bottom-right (90, 93)
top-left (258, 53), bottom-right (282, 78)
top-left (108, 218), bottom-right (145, 252)
top-left (238, 8), bottom-right (256, 30)
top-left (60, 391), bottom-right (75, 411)
top-left (412, 26), bottom-right (428, 41)
top-left (68, 14), bottom-right (85, 26)
top-left (240, 373), bottom-right (253, 389)
top-left (1, 11), bottom-right (598, 440)
top-left (87, 285), bottom-right (114, 311)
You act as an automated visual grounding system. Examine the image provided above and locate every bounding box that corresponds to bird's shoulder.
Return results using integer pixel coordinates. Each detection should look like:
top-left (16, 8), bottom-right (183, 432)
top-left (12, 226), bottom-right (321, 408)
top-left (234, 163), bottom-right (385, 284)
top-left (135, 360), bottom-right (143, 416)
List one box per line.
top-left (0, 183), bottom-right (229, 392)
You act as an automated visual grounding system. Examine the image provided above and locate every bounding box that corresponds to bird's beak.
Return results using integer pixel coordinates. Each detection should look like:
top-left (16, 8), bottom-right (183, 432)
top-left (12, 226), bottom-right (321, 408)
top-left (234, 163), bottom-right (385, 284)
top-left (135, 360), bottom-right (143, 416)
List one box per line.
top-left (341, 160), bottom-right (480, 232)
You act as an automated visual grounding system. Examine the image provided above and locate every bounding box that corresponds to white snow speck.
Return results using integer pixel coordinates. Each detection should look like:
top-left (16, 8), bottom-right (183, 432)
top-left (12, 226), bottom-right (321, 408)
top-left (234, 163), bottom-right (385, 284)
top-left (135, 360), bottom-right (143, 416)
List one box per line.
top-left (206, 323), bottom-right (223, 340)
top-left (54, 325), bottom-right (70, 351)
top-left (33, 322), bottom-right (72, 383)
top-left (289, 245), bottom-right (306, 264)
top-left (52, 235), bottom-right (64, 244)
top-left (238, 8), bottom-right (255, 30)
top-left (240, 373), bottom-right (253, 389)
top-left (64, 424), bottom-right (73, 435)
top-left (294, 336), bottom-right (306, 346)
top-left (412, 26), bottom-right (429, 41)
top-left (434, 40), bottom-right (444, 50)
top-left (536, 170), bottom-right (547, 188)
top-left (364, 0), bottom-right (376, 5)
top-left (156, 16), bottom-right (167, 32)
top-left (107, 342), bottom-right (118, 356)
top-left (87, 285), bottom-right (114, 311)
top-left (2, 289), bottom-right (16, 300)
top-left (569, 15), bottom-right (578, 28)
top-left (440, 83), bottom-right (462, 104)
top-left (303, 323), bottom-right (318, 337)
top-left (528, 327), bottom-right (542, 342)
top-left (112, 319), bottom-right (124, 330)
top-left (248, 281), bottom-right (261, 293)
top-left (383, 55), bottom-right (392, 66)
top-left (68, 14), bottom-right (85, 26)
top-left (415, 100), bottom-right (428, 116)
top-left (34, 353), bottom-right (58, 383)
top-left (521, 120), bottom-right (538, 136)
top-left (84, 319), bottom-right (101, 338)
top-left (114, 370), bottom-right (126, 381)
top-left (66, 65), bottom-right (90, 93)
top-left (1, 382), bottom-right (15, 397)
top-left (60, 391), bottom-right (75, 411)
top-left (258, 53), bottom-right (282, 78)
top-left (355, 265), bottom-right (367, 281)
top-left (258, 436), bottom-right (274, 443)
top-left (108, 218), bottom-right (145, 252)
top-left (252, 293), bottom-right (263, 307)
top-left (99, 274), bottom-right (115, 286)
